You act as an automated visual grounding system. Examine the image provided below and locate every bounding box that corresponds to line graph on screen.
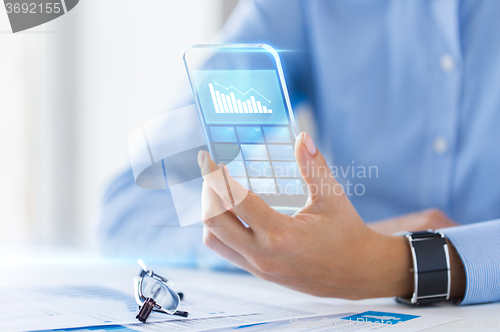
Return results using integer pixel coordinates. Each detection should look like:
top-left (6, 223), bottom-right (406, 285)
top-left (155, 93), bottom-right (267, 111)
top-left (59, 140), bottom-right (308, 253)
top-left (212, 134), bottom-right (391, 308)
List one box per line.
top-left (208, 81), bottom-right (273, 114)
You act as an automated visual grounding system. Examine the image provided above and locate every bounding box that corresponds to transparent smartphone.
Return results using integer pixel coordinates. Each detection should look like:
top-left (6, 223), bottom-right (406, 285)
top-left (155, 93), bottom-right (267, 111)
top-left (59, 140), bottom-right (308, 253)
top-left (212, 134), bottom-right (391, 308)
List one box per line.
top-left (184, 44), bottom-right (307, 212)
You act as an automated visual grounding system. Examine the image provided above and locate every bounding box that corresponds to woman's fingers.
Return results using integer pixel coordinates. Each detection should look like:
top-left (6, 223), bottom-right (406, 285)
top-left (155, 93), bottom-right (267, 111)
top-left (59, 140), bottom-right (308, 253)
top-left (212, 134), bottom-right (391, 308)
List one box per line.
top-left (202, 227), bottom-right (254, 271)
top-left (198, 151), bottom-right (281, 232)
top-left (294, 132), bottom-right (345, 212)
top-left (200, 179), bottom-right (255, 255)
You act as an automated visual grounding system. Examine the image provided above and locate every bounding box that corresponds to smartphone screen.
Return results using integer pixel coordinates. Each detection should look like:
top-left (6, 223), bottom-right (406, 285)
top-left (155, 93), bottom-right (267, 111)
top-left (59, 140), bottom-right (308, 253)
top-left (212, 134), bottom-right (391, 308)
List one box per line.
top-left (184, 45), bottom-right (307, 211)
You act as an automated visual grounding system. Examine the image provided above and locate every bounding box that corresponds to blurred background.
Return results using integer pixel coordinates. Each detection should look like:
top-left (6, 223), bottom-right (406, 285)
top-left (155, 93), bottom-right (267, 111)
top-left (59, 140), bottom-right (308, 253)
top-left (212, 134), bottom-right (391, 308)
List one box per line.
top-left (0, 0), bottom-right (239, 251)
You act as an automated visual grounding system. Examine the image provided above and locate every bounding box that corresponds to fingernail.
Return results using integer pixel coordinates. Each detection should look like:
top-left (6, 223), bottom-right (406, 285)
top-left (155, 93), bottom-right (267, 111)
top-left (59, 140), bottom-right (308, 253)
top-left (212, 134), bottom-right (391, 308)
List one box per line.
top-left (198, 151), bottom-right (206, 168)
top-left (302, 132), bottom-right (317, 156)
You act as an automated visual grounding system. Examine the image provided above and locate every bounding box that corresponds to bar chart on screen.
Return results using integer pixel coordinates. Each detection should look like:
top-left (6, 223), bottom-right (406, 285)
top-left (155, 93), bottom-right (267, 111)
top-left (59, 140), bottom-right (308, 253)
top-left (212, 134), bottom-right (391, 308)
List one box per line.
top-left (208, 81), bottom-right (273, 114)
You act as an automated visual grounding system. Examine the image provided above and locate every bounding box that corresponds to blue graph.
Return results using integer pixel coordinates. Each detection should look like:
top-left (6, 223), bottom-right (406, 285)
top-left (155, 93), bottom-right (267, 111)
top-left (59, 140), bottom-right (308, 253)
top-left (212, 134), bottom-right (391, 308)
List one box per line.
top-left (192, 69), bottom-right (288, 125)
top-left (212, 80), bottom-right (271, 103)
top-left (209, 81), bottom-right (272, 115)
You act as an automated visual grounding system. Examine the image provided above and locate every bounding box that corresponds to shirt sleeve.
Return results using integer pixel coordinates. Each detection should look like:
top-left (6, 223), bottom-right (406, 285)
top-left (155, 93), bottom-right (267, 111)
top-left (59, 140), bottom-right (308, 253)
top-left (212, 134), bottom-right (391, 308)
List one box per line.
top-left (440, 219), bottom-right (500, 305)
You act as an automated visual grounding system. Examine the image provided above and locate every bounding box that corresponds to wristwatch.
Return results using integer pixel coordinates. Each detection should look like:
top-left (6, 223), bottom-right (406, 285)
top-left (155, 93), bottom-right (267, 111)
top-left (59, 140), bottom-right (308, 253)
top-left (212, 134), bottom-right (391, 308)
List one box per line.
top-left (396, 230), bottom-right (451, 305)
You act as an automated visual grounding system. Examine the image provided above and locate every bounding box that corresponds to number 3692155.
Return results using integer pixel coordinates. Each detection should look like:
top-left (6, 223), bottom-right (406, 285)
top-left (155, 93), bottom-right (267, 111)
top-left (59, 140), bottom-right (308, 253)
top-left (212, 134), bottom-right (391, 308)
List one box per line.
top-left (5, 2), bottom-right (62, 14)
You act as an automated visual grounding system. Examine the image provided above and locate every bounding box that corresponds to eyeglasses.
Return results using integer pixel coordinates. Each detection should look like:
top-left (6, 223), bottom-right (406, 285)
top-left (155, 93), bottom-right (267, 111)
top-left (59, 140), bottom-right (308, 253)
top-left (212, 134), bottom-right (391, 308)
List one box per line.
top-left (134, 259), bottom-right (188, 323)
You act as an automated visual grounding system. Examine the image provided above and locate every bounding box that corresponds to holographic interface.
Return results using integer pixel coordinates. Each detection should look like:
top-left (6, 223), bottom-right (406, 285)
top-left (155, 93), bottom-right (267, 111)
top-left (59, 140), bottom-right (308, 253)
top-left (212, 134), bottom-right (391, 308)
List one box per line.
top-left (191, 69), bottom-right (305, 196)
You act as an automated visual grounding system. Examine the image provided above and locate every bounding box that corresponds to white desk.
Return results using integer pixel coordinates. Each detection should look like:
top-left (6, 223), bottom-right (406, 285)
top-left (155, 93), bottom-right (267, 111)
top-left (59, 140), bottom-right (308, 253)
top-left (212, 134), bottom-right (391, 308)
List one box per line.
top-left (1, 247), bottom-right (499, 331)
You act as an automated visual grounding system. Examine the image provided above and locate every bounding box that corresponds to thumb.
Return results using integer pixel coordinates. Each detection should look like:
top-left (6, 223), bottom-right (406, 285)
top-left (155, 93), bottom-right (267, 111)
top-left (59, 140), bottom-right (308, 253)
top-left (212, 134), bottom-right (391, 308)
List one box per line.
top-left (294, 132), bottom-right (341, 203)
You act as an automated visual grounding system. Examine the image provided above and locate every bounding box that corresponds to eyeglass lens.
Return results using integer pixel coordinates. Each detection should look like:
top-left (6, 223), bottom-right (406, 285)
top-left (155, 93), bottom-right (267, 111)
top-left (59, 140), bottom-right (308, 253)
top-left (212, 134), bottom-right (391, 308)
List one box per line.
top-left (141, 274), bottom-right (180, 313)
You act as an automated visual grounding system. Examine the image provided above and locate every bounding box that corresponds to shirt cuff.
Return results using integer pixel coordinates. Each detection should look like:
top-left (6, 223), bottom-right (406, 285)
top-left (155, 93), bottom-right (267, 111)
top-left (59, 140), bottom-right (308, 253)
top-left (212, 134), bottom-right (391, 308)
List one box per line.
top-left (440, 219), bottom-right (500, 305)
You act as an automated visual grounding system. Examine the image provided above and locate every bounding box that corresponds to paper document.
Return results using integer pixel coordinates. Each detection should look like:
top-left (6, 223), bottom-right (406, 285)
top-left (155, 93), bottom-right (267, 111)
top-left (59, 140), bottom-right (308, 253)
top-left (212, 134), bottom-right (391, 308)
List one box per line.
top-left (127, 300), bottom-right (315, 332)
top-left (0, 286), bottom-right (260, 332)
top-left (208, 311), bottom-right (461, 332)
top-left (37, 309), bottom-right (460, 332)
top-left (0, 285), bottom-right (460, 332)
top-left (123, 305), bottom-right (460, 332)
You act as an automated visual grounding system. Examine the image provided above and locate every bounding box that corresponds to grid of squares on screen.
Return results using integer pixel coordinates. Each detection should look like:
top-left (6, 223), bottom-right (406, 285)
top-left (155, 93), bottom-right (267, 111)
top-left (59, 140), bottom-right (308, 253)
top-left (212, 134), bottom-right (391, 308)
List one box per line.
top-left (209, 126), bottom-right (305, 195)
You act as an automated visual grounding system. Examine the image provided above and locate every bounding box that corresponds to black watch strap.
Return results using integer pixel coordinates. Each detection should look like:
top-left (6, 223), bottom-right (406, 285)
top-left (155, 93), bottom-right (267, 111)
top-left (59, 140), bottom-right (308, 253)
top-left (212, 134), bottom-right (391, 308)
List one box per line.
top-left (396, 230), bottom-right (451, 305)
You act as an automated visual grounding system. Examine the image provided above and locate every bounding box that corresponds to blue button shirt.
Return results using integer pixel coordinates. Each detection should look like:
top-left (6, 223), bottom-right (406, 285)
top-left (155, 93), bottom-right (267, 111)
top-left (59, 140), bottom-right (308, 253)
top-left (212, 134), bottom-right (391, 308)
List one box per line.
top-left (99, 0), bottom-right (500, 304)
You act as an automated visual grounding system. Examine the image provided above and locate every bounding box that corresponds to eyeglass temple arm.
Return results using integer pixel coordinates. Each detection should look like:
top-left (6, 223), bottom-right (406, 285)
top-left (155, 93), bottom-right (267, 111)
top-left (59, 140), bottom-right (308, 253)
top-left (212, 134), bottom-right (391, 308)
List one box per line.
top-left (139, 269), bottom-right (170, 284)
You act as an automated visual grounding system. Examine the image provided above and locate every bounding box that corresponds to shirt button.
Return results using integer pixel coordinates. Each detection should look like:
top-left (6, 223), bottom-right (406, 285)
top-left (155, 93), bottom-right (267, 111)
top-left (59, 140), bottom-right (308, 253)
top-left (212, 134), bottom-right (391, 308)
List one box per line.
top-left (440, 54), bottom-right (455, 73)
top-left (433, 136), bottom-right (449, 155)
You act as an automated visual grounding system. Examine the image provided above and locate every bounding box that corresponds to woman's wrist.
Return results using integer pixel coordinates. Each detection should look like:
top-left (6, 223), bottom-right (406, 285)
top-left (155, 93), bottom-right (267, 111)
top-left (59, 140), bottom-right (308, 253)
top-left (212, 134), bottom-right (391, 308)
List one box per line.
top-left (387, 235), bottom-right (414, 298)
top-left (361, 231), bottom-right (413, 299)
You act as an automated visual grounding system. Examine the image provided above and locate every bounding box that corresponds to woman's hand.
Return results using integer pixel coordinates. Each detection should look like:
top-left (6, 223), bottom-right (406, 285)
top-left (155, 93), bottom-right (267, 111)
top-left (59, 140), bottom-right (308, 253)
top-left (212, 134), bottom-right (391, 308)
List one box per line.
top-left (197, 132), bottom-right (414, 300)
